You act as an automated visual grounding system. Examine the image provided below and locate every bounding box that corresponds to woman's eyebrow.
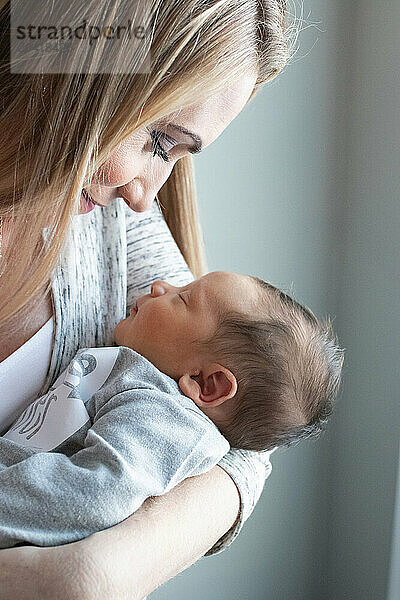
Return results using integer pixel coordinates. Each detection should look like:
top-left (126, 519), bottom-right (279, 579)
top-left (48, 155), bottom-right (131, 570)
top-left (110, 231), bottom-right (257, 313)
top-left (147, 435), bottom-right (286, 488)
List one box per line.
top-left (165, 123), bottom-right (203, 154)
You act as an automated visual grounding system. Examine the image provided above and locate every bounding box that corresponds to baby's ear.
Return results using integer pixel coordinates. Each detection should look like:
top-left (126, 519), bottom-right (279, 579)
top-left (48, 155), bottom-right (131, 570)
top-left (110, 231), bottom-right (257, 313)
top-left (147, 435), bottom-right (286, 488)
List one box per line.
top-left (179, 364), bottom-right (237, 408)
top-left (178, 372), bottom-right (202, 403)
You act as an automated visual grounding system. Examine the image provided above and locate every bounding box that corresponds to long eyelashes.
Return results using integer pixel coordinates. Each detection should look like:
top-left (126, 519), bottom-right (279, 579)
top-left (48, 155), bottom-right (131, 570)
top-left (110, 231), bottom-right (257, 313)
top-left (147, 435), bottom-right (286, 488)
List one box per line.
top-left (148, 129), bottom-right (177, 163)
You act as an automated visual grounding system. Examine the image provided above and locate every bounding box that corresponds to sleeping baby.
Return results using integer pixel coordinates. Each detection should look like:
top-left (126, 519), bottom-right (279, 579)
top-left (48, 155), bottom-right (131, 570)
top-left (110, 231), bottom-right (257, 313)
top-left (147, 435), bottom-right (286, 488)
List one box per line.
top-left (0, 271), bottom-right (344, 548)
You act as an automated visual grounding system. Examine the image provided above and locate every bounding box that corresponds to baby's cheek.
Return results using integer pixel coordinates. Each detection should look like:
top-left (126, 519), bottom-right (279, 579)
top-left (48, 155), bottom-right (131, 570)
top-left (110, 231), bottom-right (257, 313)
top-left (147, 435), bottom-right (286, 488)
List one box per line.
top-left (138, 306), bottom-right (168, 340)
top-left (150, 310), bottom-right (173, 340)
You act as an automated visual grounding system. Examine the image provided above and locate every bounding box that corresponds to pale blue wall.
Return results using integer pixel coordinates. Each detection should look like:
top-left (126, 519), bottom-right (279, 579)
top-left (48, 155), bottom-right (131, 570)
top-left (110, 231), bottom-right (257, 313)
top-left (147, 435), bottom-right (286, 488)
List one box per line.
top-left (325, 2), bottom-right (400, 599)
top-left (151, 2), bottom-right (399, 599)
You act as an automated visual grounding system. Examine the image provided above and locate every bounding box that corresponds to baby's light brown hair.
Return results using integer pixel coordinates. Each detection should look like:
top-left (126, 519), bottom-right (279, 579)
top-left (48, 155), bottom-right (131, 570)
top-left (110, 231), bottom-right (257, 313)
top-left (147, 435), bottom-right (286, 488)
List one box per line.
top-left (199, 277), bottom-right (344, 452)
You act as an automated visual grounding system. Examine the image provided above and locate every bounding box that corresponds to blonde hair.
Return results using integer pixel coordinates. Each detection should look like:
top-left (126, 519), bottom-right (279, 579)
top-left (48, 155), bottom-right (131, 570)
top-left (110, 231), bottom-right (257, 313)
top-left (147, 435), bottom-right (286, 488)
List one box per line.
top-left (0, 0), bottom-right (292, 329)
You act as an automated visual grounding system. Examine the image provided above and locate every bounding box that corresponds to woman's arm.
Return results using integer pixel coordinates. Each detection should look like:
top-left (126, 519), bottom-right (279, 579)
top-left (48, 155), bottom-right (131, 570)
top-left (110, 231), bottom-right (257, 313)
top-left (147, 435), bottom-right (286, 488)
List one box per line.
top-left (76, 464), bottom-right (241, 600)
top-left (0, 465), bottom-right (240, 600)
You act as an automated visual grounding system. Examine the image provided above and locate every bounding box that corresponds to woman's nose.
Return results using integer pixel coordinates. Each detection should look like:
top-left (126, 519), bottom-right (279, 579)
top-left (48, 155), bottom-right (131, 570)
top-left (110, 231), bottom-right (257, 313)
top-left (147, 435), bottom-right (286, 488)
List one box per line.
top-left (119, 161), bottom-right (175, 213)
top-left (119, 179), bottom-right (154, 213)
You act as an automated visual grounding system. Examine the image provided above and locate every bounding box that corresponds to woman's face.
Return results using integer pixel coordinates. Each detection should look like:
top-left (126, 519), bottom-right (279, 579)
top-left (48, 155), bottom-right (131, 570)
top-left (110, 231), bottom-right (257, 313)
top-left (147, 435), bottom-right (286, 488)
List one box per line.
top-left (80, 70), bottom-right (258, 213)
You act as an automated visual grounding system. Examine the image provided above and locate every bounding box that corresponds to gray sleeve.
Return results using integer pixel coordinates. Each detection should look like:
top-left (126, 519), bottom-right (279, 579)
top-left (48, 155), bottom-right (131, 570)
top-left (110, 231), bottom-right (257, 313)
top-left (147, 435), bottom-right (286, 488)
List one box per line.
top-left (204, 449), bottom-right (274, 556)
top-left (0, 386), bottom-right (229, 549)
top-left (124, 200), bottom-right (275, 556)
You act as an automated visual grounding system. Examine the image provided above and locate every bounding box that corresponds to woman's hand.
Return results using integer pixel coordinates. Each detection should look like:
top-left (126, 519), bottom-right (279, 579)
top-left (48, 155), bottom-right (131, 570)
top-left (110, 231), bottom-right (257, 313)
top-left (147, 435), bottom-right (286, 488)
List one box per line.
top-left (0, 465), bottom-right (240, 600)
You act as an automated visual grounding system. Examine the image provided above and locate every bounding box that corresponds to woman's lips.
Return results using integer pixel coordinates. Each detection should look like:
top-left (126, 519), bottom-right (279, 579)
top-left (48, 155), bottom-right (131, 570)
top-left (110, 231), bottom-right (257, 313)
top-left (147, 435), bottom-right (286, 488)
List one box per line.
top-left (81, 188), bottom-right (132, 213)
top-left (80, 188), bottom-right (106, 213)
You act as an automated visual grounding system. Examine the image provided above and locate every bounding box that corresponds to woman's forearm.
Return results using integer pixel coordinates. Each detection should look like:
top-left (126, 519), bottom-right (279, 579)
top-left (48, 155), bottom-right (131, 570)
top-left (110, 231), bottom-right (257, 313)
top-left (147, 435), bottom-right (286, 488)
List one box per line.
top-left (0, 465), bottom-right (240, 600)
top-left (74, 465), bottom-right (241, 600)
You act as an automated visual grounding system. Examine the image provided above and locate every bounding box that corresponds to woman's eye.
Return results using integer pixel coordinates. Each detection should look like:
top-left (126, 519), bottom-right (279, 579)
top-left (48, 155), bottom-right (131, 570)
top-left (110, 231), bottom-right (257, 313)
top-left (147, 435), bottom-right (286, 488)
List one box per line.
top-left (148, 129), bottom-right (177, 163)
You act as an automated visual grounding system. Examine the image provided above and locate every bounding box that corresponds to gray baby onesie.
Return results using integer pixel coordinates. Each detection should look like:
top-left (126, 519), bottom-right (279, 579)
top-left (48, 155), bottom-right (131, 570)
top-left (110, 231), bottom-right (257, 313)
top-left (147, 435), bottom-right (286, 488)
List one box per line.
top-left (0, 346), bottom-right (230, 549)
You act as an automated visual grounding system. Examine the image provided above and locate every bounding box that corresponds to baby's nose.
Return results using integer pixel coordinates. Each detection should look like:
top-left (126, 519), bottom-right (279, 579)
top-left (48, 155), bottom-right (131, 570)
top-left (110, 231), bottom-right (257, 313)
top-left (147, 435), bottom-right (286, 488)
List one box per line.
top-left (151, 280), bottom-right (171, 297)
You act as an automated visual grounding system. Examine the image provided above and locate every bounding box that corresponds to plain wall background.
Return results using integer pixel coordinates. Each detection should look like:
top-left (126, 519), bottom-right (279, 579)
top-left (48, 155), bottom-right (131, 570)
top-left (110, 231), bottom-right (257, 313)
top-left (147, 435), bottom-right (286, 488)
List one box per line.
top-left (324, 2), bottom-right (400, 599)
top-left (151, 2), bottom-right (400, 599)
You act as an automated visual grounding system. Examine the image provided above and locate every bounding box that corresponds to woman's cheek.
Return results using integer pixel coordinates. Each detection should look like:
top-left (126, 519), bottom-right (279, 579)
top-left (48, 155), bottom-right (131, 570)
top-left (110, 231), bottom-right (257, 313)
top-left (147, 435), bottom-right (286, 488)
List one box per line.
top-left (92, 133), bottom-right (147, 185)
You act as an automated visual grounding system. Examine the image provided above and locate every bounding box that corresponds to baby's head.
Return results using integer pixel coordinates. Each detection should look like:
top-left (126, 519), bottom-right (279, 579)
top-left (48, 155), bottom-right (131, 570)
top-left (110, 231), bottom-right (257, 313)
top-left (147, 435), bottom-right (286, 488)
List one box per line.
top-left (114, 271), bottom-right (344, 452)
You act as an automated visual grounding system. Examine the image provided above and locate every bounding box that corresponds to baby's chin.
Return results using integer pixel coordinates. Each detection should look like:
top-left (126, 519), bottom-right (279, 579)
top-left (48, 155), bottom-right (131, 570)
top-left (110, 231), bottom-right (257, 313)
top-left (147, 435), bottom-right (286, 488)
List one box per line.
top-left (113, 317), bottom-right (134, 348)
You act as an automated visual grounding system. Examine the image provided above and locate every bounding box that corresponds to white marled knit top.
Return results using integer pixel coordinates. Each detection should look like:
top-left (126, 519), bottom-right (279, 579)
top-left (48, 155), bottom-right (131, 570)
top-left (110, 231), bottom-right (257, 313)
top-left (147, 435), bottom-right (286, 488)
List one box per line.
top-left (33, 198), bottom-right (273, 556)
